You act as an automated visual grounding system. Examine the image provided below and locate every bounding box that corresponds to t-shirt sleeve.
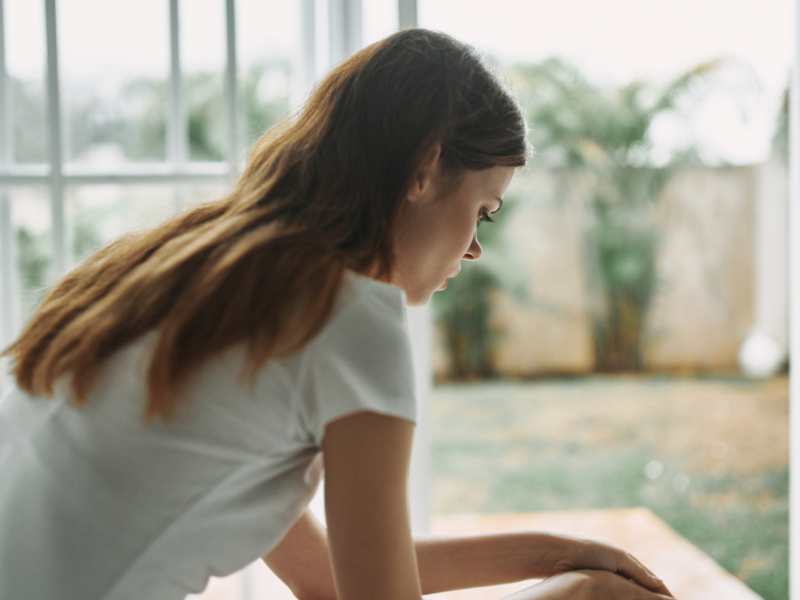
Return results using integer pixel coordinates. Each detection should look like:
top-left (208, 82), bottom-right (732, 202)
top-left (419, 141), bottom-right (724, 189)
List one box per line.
top-left (303, 280), bottom-right (417, 444)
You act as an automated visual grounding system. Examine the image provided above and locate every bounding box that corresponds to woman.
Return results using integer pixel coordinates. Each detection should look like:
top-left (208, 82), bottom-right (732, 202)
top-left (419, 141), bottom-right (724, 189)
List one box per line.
top-left (0, 29), bottom-right (674, 600)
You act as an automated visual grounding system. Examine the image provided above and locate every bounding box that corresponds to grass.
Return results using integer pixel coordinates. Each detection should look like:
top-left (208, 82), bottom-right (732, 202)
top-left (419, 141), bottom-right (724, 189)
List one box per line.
top-left (430, 376), bottom-right (789, 600)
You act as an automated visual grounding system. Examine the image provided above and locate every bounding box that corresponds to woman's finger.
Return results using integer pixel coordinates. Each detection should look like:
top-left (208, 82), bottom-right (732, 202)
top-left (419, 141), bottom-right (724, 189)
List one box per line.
top-left (615, 552), bottom-right (673, 595)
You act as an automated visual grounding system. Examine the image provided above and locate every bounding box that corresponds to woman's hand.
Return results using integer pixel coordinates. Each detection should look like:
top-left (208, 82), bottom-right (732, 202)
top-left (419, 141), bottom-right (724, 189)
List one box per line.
top-left (501, 569), bottom-right (675, 600)
top-left (411, 531), bottom-right (671, 597)
top-left (539, 537), bottom-right (673, 598)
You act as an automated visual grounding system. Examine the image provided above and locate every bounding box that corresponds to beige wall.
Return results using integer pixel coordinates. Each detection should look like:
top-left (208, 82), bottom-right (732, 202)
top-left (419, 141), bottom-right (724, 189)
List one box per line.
top-left (434, 165), bottom-right (769, 378)
top-left (644, 168), bottom-right (755, 370)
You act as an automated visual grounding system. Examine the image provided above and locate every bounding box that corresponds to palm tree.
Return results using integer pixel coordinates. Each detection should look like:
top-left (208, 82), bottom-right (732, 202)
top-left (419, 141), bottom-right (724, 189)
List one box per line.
top-left (513, 57), bottom-right (733, 371)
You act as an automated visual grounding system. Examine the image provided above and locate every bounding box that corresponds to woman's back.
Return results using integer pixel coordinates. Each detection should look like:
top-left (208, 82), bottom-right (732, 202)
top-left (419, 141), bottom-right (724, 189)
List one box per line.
top-left (0, 274), bottom-right (415, 600)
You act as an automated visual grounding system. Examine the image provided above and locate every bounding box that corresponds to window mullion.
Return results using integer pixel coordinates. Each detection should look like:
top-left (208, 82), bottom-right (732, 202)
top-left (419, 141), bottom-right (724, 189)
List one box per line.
top-left (44, 0), bottom-right (65, 278)
top-left (0, 0), bottom-right (8, 167)
top-left (0, 0), bottom-right (13, 371)
top-left (395, 0), bottom-right (428, 535)
top-left (168, 0), bottom-right (186, 166)
top-left (398, 0), bottom-right (417, 29)
top-left (0, 0), bottom-right (15, 370)
top-left (299, 0), bottom-right (316, 100)
top-left (0, 192), bottom-right (12, 394)
top-left (328, 0), bottom-right (361, 66)
top-left (789, 0), bottom-right (800, 591)
top-left (224, 0), bottom-right (238, 169)
top-left (0, 0), bottom-right (12, 373)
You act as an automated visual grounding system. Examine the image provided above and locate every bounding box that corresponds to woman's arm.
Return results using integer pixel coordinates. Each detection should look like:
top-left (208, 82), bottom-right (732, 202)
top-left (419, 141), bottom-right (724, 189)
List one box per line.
top-left (321, 410), bottom-right (422, 600)
top-left (263, 509), bottom-right (337, 600)
top-left (265, 511), bottom-right (673, 600)
top-left (414, 531), bottom-right (671, 596)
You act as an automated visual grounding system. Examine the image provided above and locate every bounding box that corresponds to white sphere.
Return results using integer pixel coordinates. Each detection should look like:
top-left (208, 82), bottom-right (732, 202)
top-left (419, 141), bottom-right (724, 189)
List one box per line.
top-left (737, 332), bottom-right (784, 378)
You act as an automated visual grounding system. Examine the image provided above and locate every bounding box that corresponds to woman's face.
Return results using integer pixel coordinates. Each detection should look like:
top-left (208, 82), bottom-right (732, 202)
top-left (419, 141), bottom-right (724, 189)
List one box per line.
top-left (390, 161), bottom-right (515, 306)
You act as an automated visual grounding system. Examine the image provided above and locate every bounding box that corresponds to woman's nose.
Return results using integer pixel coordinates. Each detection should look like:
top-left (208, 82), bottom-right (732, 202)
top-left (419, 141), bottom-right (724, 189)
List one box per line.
top-left (464, 232), bottom-right (483, 261)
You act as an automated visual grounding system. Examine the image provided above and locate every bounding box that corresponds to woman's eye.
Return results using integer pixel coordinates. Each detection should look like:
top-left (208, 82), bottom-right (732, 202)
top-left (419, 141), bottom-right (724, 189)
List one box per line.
top-left (477, 213), bottom-right (495, 227)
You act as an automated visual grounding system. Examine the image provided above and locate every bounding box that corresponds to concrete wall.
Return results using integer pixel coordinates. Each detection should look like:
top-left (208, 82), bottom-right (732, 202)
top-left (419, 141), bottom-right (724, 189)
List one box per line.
top-left (434, 163), bottom-right (786, 378)
top-left (644, 167), bottom-right (755, 370)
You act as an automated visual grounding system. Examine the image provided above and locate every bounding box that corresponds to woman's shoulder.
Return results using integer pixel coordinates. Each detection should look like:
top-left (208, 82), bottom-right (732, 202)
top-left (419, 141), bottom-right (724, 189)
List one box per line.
top-left (308, 271), bottom-right (411, 360)
top-left (300, 272), bottom-right (416, 437)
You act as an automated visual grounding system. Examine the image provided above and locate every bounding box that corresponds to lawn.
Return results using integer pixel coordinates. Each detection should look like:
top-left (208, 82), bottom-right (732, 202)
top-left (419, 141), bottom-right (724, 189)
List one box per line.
top-left (430, 375), bottom-right (789, 600)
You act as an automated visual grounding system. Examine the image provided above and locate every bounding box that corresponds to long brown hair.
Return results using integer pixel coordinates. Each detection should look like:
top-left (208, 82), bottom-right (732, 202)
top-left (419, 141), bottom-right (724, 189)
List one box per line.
top-left (4, 29), bottom-right (528, 420)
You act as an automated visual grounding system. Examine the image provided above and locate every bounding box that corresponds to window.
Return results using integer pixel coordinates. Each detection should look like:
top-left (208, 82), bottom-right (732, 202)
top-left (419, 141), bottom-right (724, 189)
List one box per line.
top-left (0, 0), bottom-right (309, 393)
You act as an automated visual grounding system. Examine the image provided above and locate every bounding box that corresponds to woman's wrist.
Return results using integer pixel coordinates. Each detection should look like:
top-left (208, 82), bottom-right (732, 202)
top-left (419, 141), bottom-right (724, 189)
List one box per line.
top-left (507, 531), bottom-right (578, 580)
top-left (526, 534), bottom-right (671, 596)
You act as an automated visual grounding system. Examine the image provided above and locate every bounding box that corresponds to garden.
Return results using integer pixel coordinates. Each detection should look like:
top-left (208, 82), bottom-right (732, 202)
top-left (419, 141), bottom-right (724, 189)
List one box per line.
top-left (430, 376), bottom-right (788, 600)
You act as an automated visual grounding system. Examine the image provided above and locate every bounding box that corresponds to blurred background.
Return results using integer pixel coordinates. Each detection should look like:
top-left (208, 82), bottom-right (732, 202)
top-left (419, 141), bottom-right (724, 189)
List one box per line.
top-left (0, 1), bottom-right (791, 599)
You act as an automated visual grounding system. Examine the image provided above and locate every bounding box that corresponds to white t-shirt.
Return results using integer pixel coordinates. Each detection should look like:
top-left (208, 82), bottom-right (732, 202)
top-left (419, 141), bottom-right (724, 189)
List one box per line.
top-left (0, 274), bottom-right (416, 600)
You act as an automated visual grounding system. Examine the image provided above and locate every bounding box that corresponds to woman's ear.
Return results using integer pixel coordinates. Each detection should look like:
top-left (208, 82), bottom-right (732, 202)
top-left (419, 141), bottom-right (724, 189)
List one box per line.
top-left (407, 143), bottom-right (441, 204)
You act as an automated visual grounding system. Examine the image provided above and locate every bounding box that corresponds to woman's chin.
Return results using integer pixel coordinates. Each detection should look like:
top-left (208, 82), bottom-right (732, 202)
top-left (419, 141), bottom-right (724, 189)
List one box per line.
top-left (404, 287), bottom-right (436, 307)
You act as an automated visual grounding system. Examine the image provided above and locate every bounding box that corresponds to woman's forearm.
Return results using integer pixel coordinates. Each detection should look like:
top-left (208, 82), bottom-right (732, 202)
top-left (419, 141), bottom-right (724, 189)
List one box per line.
top-left (265, 513), bottom-right (669, 600)
top-left (413, 532), bottom-right (672, 599)
top-left (413, 531), bottom-right (568, 595)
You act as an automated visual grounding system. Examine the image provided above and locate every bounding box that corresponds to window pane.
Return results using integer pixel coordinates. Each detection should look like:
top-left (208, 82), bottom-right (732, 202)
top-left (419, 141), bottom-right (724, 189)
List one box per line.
top-left (182, 0), bottom-right (226, 162)
top-left (65, 184), bottom-right (181, 266)
top-left (65, 181), bottom-right (230, 259)
top-left (237, 0), bottom-right (300, 148)
top-left (177, 181), bottom-right (232, 208)
top-left (11, 187), bottom-right (52, 323)
top-left (6, 0), bottom-right (48, 164)
top-left (58, 0), bottom-right (170, 165)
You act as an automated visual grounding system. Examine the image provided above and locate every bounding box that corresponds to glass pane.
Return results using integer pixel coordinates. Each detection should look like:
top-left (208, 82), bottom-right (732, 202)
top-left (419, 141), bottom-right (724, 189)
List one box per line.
top-left (59, 0), bottom-right (170, 165)
top-left (182, 0), bottom-right (226, 162)
top-left (6, 0), bottom-right (48, 164)
top-left (65, 184), bottom-right (178, 267)
top-left (11, 187), bottom-right (52, 323)
top-left (177, 181), bottom-right (232, 208)
top-left (237, 0), bottom-right (300, 148)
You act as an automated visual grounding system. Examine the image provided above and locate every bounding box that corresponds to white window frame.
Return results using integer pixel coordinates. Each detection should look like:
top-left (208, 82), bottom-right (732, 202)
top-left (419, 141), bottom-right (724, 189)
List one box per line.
top-left (0, 0), bottom-right (421, 360)
top-left (789, 1), bottom-right (800, 597)
top-left (0, 0), bottom-right (246, 351)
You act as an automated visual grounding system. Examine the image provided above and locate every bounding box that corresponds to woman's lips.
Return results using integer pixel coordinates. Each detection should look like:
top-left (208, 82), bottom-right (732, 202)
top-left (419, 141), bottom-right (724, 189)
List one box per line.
top-left (438, 270), bottom-right (460, 292)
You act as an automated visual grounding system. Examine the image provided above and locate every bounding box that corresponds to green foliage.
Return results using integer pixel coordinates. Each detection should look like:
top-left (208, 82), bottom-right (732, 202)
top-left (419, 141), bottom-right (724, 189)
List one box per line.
top-left (772, 84), bottom-right (789, 162)
top-left (513, 57), bottom-right (726, 371)
top-left (14, 227), bottom-right (49, 319)
top-left (433, 58), bottom-right (737, 378)
top-left (116, 78), bottom-right (169, 161)
top-left (11, 61), bottom-right (293, 326)
top-left (71, 206), bottom-right (107, 262)
top-left (435, 266), bottom-right (500, 379)
top-left (240, 61), bottom-right (292, 147)
top-left (185, 73), bottom-right (225, 161)
top-left (59, 60), bottom-right (291, 164)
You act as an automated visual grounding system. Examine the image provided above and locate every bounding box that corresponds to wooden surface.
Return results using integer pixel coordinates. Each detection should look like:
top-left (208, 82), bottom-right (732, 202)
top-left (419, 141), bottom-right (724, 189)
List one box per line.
top-left (194, 508), bottom-right (763, 600)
